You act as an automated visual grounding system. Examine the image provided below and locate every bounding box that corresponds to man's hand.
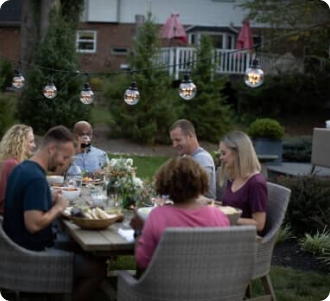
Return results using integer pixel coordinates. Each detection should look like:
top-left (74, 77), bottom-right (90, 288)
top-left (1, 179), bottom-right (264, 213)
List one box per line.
top-left (53, 193), bottom-right (68, 212)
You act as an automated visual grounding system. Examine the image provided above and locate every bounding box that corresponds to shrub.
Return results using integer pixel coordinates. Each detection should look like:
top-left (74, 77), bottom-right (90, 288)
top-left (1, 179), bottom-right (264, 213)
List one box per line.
top-left (299, 227), bottom-right (330, 256)
top-left (275, 175), bottom-right (330, 236)
top-left (103, 12), bottom-right (183, 144)
top-left (0, 93), bottom-right (17, 138)
top-left (248, 118), bottom-right (284, 140)
top-left (183, 35), bottom-right (233, 143)
top-left (276, 224), bottom-right (295, 244)
top-left (17, 5), bottom-right (90, 134)
top-left (282, 136), bottom-right (312, 162)
top-left (0, 59), bottom-right (13, 91)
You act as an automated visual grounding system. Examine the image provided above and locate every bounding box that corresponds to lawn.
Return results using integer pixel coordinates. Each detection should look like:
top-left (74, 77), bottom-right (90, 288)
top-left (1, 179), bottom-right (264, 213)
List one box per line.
top-left (106, 154), bottom-right (330, 300)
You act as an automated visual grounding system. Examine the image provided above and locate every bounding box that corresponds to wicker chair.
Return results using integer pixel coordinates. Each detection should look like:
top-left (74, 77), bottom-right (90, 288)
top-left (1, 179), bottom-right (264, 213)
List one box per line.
top-left (116, 226), bottom-right (256, 301)
top-left (249, 182), bottom-right (291, 301)
top-left (310, 128), bottom-right (330, 174)
top-left (0, 217), bottom-right (74, 300)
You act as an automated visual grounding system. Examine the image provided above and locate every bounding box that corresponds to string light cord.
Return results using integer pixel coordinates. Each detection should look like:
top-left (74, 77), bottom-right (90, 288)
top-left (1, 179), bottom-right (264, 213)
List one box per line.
top-left (0, 20), bottom-right (328, 78)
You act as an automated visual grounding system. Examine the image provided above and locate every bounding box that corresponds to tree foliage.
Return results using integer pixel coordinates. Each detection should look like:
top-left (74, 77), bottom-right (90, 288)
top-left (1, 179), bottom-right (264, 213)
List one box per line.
top-left (183, 35), bottom-right (233, 142)
top-left (104, 12), bottom-right (183, 145)
top-left (240, 0), bottom-right (330, 58)
top-left (17, 2), bottom-right (90, 134)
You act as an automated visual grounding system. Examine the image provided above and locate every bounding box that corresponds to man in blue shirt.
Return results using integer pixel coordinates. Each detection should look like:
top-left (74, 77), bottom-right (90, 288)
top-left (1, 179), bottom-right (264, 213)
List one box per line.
top-left (4, 125), bottom-right (74, 250)
top-left (72, 121), bottom-right (109, 173)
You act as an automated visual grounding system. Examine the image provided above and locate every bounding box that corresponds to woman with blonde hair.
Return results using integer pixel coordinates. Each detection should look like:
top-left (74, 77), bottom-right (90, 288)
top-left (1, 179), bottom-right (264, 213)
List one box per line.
top-left (0, 124), bottom-right (36, 214)
top-left (219, 131), bottom-right (267, 232)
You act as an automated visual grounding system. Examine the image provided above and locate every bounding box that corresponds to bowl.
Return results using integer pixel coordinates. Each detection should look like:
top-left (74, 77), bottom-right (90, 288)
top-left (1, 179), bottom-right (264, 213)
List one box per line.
top-left (218, 206), bottom-right (242, 225)
top-left (70, 215), bottom-right (119, 230)
top-left (47, 175), bottom-right (64, 186)
top-left (137, 207), bottom-right (155, 221)
top-left (61, 187), bottom-right (81, 202)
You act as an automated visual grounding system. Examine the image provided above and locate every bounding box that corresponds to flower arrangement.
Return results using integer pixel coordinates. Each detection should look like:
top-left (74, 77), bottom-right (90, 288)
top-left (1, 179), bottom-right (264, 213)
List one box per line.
top-left (105, 158), bottom-right (144, 208)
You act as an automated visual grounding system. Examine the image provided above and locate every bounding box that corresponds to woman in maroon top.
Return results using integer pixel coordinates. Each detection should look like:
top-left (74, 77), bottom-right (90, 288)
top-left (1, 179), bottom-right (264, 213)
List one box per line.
top-left (0, 124), bottom-right (36, 215)
top-left (219, 131), bottom-right (267, 232)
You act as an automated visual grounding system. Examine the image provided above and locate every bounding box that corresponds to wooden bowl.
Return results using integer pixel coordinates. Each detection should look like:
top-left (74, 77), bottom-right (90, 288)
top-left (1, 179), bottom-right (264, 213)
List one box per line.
top-left (70, 215), bottom-right (119, 230)
top-left (218, 206), bottom-right (242, 225)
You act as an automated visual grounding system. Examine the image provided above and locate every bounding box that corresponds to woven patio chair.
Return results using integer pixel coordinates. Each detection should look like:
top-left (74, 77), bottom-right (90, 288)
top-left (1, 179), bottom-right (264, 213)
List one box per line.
top-left (0, 217), bottom-right (74, 300)
top-left (310, 127), bottom-right (330, 174)
top-left (248, 182), bottom-right (291, 301)
top-left (115, 226), bottom-right (256, 301)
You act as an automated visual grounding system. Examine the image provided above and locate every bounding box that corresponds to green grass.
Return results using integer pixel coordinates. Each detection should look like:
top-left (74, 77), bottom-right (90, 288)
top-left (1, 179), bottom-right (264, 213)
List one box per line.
top-left (109, 153), bottom-right (170, 180)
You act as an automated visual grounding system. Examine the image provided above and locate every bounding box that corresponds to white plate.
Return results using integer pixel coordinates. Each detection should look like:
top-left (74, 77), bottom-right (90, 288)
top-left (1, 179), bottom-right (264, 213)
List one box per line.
top-left (137, 207), bottom-right (155, 221)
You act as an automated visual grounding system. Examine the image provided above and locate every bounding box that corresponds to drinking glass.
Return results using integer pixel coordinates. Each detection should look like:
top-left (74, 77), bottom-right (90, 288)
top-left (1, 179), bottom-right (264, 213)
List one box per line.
top-left (66, 162), bottom-right (83, 188)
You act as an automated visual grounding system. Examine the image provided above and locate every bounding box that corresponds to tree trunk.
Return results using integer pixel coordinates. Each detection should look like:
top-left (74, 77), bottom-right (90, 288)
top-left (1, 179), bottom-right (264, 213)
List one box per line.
top-left (20, 0), bottom-right (38, 73)
top-left (40, 0), bottom-right (60, 41)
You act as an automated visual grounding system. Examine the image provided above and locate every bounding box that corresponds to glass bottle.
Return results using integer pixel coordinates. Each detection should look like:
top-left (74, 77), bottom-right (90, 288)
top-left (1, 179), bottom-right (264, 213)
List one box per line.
top-left (66, 160), bottom-right (83, 188)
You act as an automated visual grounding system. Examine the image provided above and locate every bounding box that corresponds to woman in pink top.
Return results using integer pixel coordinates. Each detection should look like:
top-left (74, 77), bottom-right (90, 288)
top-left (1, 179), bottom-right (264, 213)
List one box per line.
top-left (219, 131), bottom-right (267, 232)
top-left (131, 156), bottom-right (229, 271)
top-left (0, 124), bottom-right (36, 215)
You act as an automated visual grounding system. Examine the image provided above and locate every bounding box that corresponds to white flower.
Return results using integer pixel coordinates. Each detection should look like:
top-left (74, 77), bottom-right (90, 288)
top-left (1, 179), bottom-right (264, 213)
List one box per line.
top-left (109, 158), bottom-right (118, 167)
top-left (125, 158), bottom-right (133, 166)
top-left (133, 177), bottom-right (143, 188)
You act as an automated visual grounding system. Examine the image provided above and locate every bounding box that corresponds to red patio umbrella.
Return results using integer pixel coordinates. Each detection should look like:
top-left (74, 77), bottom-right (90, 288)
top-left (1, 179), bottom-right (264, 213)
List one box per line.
top-left (161, 12), bottom-right (187, 44)
top-left (236, 19), bottom-right (254, 51)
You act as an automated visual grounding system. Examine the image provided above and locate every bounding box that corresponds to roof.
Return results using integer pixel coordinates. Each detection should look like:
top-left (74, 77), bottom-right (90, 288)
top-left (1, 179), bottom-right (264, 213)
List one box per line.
top-left (186, 25), bottom-right (239, 35)
top-left (0, 0), bottom-right (21, 25)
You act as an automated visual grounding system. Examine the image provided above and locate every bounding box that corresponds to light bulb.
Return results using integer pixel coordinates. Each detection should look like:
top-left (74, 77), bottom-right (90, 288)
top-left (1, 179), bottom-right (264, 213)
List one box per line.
top-left (12, 70), bottom-right (25, 89)
top-left (124, 81), bottom-right (139, 105)
top-left (179, 74), bottom-right (197, 100)
top-left (244, 59), bottom-right (264, 88)
top-left (80, 83), bottom-right (94, 104)
top-left (43, 82), bottom-right (57, 99)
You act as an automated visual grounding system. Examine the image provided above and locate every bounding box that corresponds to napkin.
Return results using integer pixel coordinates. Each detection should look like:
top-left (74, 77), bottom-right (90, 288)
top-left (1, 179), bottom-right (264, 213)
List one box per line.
top-left (118, 228), bottom-right (135, 242)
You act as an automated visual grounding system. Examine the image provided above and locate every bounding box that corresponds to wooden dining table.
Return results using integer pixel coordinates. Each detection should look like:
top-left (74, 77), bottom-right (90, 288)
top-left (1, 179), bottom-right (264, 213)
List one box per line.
top-left (60, 187), bottom-right (135, 257)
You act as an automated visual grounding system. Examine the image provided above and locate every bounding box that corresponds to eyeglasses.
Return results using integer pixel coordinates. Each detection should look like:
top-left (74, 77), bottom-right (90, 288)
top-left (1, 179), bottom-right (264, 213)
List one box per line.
top-left (76, 132), bottom-right (92, 137)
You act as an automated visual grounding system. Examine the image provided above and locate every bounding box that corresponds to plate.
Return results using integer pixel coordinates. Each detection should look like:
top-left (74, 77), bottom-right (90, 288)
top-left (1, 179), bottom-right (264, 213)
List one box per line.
top-left (82, 178), bottom-right (103, 186)
top-left (137, 207), bottom-right (155, 221)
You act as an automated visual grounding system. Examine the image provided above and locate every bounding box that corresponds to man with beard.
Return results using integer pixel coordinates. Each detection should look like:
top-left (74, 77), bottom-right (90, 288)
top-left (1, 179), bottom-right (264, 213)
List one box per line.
top-left (3, 125), bottom-right (74, 249)
top-left (3, 125), bottom-right (106, 301)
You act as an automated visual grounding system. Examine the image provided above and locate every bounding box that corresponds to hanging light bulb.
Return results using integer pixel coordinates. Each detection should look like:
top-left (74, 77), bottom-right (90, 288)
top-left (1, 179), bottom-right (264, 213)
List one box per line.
top-left (12, 69), bottom-right (25, 89)
top-left (124, 81), bottom-right (139, 105)
top-left (179, 73), bottom-right (197, 101)
top-left (244, 59), bottom-right (264, 88)
top-left (43, 82), bottom-right (57, 99)
top-left (80, 83), bottom-right (94, 104)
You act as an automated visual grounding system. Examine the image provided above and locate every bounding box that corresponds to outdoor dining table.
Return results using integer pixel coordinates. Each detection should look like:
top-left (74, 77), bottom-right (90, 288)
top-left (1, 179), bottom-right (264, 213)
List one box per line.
top-left (60, 186), bottom-right (135, 257)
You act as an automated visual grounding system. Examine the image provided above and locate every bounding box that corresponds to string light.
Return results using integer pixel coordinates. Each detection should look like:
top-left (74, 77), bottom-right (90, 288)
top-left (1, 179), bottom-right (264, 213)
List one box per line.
top-left (12, 68), bottom-right (25, 89)
top-left (43, 81), bottom-right (57, 99)
top-left (80, 74), bottom-right (94, 104)
top-left (0, 21), bottom-right (326, 101)
top-left (179, 72), bottom-right (197, 101)
top-left (124, 81), bottom-right (140, 105)
top-left (80, 83), bottom-right (94, 104)
top-left (244, 59), bottom-right (264, 88)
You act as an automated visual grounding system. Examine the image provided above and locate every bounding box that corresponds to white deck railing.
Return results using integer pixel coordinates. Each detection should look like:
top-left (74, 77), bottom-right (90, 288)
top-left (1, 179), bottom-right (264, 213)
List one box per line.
top-left (157, 47), bottom-right (304, 79)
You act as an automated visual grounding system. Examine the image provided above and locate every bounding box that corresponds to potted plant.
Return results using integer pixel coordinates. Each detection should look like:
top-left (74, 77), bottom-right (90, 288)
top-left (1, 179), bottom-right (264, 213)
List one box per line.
top-left (248, 118), bottom-right (284, 165)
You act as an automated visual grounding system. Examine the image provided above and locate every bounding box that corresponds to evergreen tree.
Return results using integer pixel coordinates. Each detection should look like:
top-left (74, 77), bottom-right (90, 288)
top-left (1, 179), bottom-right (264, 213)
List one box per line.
top-left (17, 3), bottom-right (90, 134)
top-left (104, 12), bottom-right (183, 144)
top-left (183, 35), bottom-right (233, 143)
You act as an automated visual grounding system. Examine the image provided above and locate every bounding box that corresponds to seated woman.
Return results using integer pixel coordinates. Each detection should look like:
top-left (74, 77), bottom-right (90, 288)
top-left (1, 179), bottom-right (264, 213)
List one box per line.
top-left (131, 156), bottom-right (229, 271)
top-left (219, 131), bottom-right (267, 232)
top-left (0, 124), bottom-right (35, 215)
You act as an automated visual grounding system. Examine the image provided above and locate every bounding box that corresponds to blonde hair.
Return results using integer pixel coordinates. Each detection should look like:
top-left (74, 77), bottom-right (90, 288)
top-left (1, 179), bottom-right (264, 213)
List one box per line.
top-left (219, 131), bottom-right (260, 186)
top-left (0, 124), bottom-right (33, 164)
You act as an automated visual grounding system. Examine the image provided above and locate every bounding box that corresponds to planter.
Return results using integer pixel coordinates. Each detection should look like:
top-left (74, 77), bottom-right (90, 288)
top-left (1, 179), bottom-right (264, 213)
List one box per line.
top-left (253, 138), bottom-right (283, 165)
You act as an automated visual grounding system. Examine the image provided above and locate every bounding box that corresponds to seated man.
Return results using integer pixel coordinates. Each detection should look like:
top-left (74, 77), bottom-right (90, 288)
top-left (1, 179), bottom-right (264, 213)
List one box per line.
top-left (3, 125), bottom-right (106, 301)
top-left (72, 121), bottom-right (109, 173)
top-left (169, 119), bottom-right (216, 199)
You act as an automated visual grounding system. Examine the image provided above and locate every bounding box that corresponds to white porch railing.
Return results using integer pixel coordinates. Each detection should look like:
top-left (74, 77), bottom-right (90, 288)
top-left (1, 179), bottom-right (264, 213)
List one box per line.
top-left (158, 47), bottom-right (304, 79)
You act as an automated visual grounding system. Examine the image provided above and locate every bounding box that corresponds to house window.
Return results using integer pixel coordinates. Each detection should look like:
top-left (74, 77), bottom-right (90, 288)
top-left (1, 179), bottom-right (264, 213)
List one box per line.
top-left (201, 33), bottom-right (235, 49)
top-left (76, 30), bottom-right (97, 53)
top-left (111, 47), bottom-right (129, 56)
top-left (189, 33), bottom-right (196, 45)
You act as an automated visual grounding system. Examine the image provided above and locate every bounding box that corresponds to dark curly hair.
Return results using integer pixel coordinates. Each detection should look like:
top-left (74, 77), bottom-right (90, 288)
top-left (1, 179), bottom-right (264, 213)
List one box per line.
top-left (154, 156), bottom-right (209, 204)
